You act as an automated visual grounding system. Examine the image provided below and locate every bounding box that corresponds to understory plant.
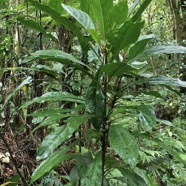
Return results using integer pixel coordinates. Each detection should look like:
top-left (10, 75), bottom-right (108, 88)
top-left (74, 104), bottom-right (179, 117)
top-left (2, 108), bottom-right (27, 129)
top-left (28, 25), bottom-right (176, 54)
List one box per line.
top-left (15, 0), bottom-right (186, 185)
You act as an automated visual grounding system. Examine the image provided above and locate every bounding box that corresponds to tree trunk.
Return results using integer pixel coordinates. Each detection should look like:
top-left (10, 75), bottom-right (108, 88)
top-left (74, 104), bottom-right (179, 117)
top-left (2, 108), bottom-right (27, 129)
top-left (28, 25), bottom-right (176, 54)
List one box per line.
top-left (167, 0), bottom-right (186, 93)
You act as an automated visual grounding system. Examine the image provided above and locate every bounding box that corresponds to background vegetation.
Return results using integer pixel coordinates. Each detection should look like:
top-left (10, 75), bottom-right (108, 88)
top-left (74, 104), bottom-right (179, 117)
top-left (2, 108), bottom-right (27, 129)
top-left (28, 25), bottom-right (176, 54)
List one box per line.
top-left (0, 0), bottom-right (186, 185)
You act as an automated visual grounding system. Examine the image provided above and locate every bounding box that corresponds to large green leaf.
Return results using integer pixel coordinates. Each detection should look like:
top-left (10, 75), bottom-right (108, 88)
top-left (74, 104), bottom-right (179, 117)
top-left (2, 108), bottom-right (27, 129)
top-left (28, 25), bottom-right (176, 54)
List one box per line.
top-left (137, 105), bottom-right (156, 130)
top-left (76, 152), bottom-right (93, 177)
top-left (18, 17), bottom-right (54, 40)
top-left (101, 62), bottom-right (137, 79)
top-left (30, 146), bottom-right (71, 183)
top-left (85, 70), bottom-right (105, 130)
top-left (22, 92), bottom-right (84, 108)
top-left (22, 50), bottom-right (94, 78)
top-left (118, 167), bottom-right (148, 186)
top-left (109, 1), bottom-right (128, 28)
top-left (109, 125), bottom-right (139, 168)
top-left (110, 20), bottom-right (144, 57)
top-left (86, 0), bottom-right (113, 40)
top-left (118, 167), bottom-right (147, 186)
top-left (128, 34), bottom-right (155, 60)
top-left (48, 0), bottom-right (63, 14)
top-left (133, 45), bottom-right (186, 61)
top-left (37, 114), bottom-right (91, 160)
top-left (62, 4), bottom-right (95, 29)
top-left (149, 76), bottom-right (186, 87)
top-left (3, 76), bottom-right (32, 108)
top-left (81, 151), bottom-right (102, 186)
top-left (28, 0), bottom-right (91, 50)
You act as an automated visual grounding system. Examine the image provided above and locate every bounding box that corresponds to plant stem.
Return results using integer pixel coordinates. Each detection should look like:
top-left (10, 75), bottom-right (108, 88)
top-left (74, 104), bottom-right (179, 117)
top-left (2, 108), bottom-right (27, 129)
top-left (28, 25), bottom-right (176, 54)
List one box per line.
top-left (101, 49), bottom-right (108, 186)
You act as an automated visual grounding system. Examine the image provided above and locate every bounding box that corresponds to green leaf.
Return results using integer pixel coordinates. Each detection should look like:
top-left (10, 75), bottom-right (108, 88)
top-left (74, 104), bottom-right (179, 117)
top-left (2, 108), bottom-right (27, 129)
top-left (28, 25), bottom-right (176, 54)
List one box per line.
top-left (85, 70), bottom-right (105, 130)
top-left (143, 91), bottom-right (164, 99)
top-left (28, 0), bottom-right (91, 50)
top-left (109, 125), bottom-right (139, 168)
top-left (118, 167), bottom-right (147, 186)
top-left (137, 105), bottom-right (156, 130)
top-left (109, 1), bottom-right (128, 28)
top-left (128, 34), bottom-right (155, 60)
top-left (147, 76), bottom-right (186, 87)
top-left (81, 151), bottom-right (102, 186)
top-left (86, 0), bottom-right (113, 40)
top-left (30, 146), bottom-right (71, 183)
top-left (131, 0), bottom-right (153, 22)
top-left (62, 4), bottom-right (95, 29)
top-left (22, 92), bottom-right (84, 108)
top-left (135, 76), bottom-right (186, 89)
top-left (101, 62), bottom-right (137, 79)
top-left (48, 0), bottom-right (63, 14)
top-left (152, 138), bottom-right (186, 166)
top-left (76, 152), bottom-right (93, 177)
top-left (3, 76), bottom-right (32, 108)
top-left (133, 46), bottom-right (186, 61)
top-left (110, 20), bottom-right (144, 57)
top-left (22, 50), bottom-right (94, 78)
top-left (18, 17), bottom-right (54, 40)
top-left (37, 114), bottom-right (91, 160)
top-left (129, 0), bottom-right (139, 16)
top-left (134, 167), bottom-right (157, 186)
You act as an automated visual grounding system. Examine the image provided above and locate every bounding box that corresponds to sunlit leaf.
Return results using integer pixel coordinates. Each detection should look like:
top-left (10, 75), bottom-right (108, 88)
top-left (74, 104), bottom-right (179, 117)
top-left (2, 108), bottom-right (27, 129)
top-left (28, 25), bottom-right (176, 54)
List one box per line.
top-left (62, 4), bottom-right (95, 29)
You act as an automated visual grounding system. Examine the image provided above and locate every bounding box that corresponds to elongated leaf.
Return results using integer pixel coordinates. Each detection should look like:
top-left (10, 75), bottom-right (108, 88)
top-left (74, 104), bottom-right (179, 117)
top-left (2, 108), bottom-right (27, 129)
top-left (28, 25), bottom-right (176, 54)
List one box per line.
top-left (133, 46), bottom-right (186, 61)
top-left (76, 152), bottom-right (93, 177)
top-left (131, 0), bottom-right (152, 22)
top-left (134, 76), bottom-right (186, 91)
top-left (110, 21), bottom-right (144, 57)
top-left (62, 4), bottom-right (95, 29)
top-left (48, 0), bottom-right (63, 14)
top-left (109, 125), bottom-right (139, 168)
top-left (37, 114), bottom-right (91, 160)
top-left (30, 146), bottom-right (71, 183)
top-left (147, 76), bottom-right (186, 87)
top-left (128, 34), bottom-right (155, 60)
top-left (109, 1), bottom-right (128, 28)
top-left (28, 0), bottom-right (90, 50)
top-left (134, 167), bottom-right (157, 186)
top-left (118, 167), bottom-right (147, 186)
top-left (129, 0), bottom-right (139, 16)
top-left (22, 92), bottom-right (84, 108)
top-left (86, 0), bottom-right (113, 40)
top-left (18, 17), bottom-right (54, 40)
top-left (85, 70), bottom-right (105, 130)
top-left (101, 62), bottom-right (137, 79)
top-left (137, 105), bottom-right (156, 130)
top-left (3, 77), bottom-right (32, 107)
top-left (81, 151), bottom-right (102, 186)
top-left (22, 50), bottom-right (94, 78)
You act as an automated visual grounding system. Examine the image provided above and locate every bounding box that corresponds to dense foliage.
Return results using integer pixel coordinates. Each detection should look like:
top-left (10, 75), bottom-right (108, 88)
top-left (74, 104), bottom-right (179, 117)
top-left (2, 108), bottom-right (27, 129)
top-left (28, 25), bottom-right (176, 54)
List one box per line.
top-left (0, 0), bottom-right (186, 185)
